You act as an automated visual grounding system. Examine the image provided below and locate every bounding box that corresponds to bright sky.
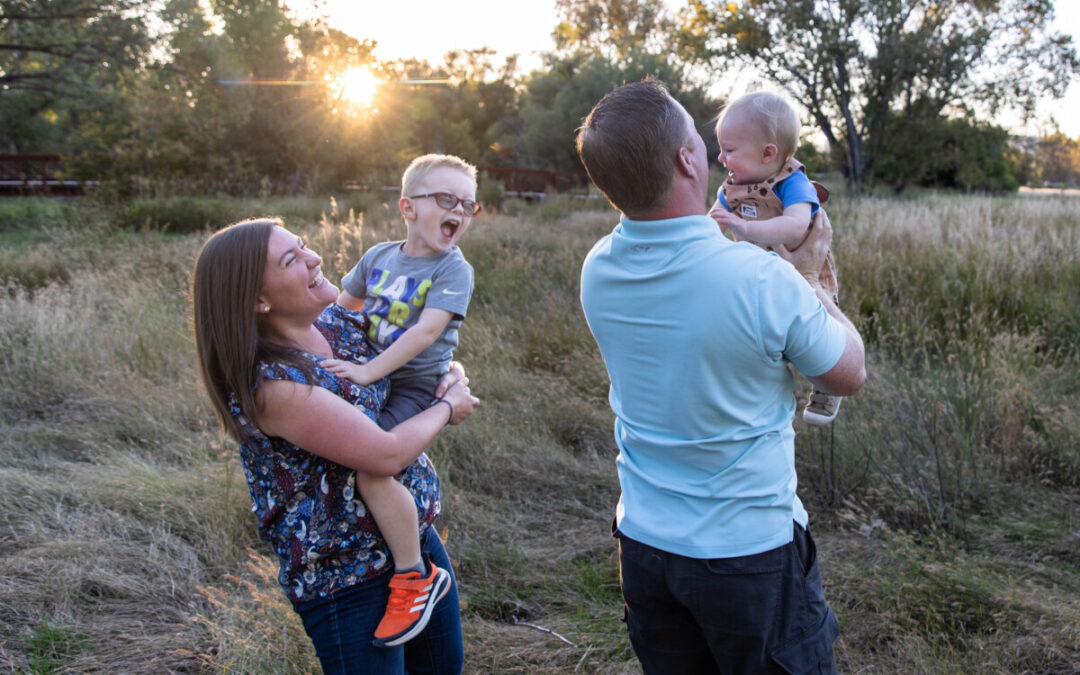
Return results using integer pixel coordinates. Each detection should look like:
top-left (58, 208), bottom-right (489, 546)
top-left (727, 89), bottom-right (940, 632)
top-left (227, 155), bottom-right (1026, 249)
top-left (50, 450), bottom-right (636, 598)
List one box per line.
top-left (295, 0), bottom-right (557, 68)
top-left (297, 0), bottom-right (1080, 138)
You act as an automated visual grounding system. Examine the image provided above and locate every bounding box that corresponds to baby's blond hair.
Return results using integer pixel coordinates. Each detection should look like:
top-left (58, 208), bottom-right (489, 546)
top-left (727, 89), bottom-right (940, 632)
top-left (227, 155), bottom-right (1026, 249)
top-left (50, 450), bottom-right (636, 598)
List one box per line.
top-left (401, 154), bottom-right (478, 198)
top-left (718, 92), bottom-right (801, 161)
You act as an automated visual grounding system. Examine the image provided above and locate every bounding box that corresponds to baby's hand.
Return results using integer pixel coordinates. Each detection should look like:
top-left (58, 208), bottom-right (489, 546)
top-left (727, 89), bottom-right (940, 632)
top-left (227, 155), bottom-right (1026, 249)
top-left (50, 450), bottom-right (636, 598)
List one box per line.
top-left (321, 358), bottom-right (370, 385)
top-left (710, 209), bottom-right (749, 238)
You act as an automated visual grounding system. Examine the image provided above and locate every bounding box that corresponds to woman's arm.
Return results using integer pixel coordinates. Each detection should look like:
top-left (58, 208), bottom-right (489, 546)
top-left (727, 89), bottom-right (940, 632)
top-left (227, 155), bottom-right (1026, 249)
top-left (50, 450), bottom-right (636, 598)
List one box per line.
top-left (256, 377), bottom-right (478, 477)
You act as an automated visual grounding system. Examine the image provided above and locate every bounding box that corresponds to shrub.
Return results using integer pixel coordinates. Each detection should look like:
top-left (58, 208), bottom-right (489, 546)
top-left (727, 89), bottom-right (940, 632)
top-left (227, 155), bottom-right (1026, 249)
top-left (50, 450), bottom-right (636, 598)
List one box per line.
top-left (0, 198), bottom-right (72, 232)
top-left (117, 197), bottom-right (245, 233)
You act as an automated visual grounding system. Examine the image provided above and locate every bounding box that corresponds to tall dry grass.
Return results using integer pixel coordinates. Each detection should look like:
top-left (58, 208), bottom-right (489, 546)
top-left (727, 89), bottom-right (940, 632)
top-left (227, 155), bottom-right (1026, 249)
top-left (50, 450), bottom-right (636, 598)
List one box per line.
top-left (0, 190), bottom-right (1077, 673)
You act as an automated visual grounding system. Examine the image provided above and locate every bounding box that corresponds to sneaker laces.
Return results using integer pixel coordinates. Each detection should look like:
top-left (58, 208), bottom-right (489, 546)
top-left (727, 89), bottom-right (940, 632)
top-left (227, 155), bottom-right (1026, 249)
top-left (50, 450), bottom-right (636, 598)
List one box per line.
top-left (807, 391), bottom-right (837, 411)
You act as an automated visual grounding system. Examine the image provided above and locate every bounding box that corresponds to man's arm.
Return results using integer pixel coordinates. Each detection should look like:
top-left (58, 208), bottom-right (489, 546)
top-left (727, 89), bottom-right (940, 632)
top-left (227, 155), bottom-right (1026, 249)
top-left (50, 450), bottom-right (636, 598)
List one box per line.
top-left (776, 211), bottom-right (866, 396)
top-left (806, 286), bottom-right (865, 396)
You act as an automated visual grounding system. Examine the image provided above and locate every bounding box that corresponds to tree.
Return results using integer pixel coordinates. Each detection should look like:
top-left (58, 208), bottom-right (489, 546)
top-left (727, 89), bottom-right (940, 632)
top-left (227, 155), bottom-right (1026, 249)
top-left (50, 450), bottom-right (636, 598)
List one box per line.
top-left (553, 0), bottom-right (675, 61)
top-left (511, 1), bottom-right (719, 177)
top-left (102, 0), bottom-right (383, 194)
top-left (0, 0), bottom-right (151, 96)
top-left (500, 51), bottom-right (720, 176)
top-left (874, 112), bottom-right (1017, 192)
top-left (678, 0), bottom-right (1079, 193)
top-left (1035, 132), bottom-right (1080, 187)
top-left (0, 0), bottom-right (153, 153)
top-left (350, 50), bottom-right (522, 187)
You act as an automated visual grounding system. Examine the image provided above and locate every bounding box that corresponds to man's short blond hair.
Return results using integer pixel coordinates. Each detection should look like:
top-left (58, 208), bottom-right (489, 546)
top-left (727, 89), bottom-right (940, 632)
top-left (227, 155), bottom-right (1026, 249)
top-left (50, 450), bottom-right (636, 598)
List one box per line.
top-left (718, 91), bottom-right (801, 161)
top-left (401, 154), bottom-right (478, 197)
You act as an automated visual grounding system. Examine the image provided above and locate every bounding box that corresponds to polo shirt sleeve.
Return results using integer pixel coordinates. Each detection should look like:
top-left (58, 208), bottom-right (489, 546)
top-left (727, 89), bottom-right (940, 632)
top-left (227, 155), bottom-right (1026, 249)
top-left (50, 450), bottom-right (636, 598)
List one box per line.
top-left (757, 254), bottom-right (845, 377)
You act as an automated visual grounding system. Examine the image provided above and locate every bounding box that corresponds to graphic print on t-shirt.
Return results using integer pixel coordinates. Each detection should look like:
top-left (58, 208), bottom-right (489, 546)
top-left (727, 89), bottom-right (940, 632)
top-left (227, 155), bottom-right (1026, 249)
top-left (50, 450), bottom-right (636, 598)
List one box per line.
top-left (364, 267), bottom-right (431, 348)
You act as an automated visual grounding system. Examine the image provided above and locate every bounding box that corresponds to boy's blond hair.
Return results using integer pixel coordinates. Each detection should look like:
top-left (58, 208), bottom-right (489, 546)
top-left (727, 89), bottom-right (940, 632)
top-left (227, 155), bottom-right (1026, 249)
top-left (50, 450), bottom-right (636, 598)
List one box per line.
top-left (718, 91), bottom-right (801, 161)
top-left (401, 154), bottom-right (478, 198)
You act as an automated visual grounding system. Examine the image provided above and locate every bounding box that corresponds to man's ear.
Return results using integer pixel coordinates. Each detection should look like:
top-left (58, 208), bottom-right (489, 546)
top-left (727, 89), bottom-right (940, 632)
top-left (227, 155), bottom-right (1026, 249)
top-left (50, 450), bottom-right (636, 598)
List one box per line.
top-left (399, 196), bottom-right (416, 220)
top-left (762, 143), bottom-right (779, 163)
top-left (676, 145), bottom-right (697, 178)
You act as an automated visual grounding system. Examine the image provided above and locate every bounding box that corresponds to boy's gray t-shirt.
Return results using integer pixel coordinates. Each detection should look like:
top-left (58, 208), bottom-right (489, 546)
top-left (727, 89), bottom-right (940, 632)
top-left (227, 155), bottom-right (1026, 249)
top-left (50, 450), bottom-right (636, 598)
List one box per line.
top-left (341, 241), bottom-right (473, 381)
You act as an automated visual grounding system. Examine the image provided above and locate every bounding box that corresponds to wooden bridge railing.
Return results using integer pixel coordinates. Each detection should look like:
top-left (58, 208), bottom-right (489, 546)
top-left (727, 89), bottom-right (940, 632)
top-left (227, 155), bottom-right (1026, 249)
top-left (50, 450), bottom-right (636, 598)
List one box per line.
top-left (0, 154), bottom-right (98, 196)
top-left (478, 166), bottom-right (583, 197)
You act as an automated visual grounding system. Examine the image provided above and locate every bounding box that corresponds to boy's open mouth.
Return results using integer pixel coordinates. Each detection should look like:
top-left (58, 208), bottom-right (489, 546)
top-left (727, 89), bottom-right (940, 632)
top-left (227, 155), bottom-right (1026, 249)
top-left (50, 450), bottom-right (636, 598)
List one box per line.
top-left (440, 219), bottom-right (459, 239)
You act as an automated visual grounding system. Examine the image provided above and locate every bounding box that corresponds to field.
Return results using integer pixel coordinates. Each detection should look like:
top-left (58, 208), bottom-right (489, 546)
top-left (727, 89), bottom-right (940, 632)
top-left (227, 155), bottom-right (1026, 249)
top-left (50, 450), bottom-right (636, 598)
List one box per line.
top-left (1, 188), bottom-right (1078, 673)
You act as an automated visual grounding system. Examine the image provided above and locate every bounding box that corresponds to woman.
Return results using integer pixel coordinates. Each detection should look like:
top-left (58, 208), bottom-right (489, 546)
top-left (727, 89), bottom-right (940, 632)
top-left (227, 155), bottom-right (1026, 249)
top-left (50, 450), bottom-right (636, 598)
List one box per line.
top-left (192, 218), bottom-right (478, 673)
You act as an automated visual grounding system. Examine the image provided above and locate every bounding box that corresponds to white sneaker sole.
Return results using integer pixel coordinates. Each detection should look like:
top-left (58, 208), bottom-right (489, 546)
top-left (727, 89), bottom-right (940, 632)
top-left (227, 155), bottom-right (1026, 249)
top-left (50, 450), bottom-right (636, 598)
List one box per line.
top-left (803, 397), bottom-right (841, 426)
top-left (372, 567), bottom-right (452, 648)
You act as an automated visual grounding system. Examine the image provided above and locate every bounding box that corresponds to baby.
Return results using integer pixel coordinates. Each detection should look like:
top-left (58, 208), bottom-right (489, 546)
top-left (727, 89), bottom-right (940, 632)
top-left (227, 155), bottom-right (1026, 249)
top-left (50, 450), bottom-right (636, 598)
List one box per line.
top-left (709, 91), bottom-right (843, 426)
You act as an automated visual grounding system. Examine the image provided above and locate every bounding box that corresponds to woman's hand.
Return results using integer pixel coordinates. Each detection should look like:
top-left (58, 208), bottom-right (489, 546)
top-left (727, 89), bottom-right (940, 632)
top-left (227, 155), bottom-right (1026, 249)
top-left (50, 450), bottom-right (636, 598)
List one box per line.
top-left (434, 361), bottom-right (466, 399)
top-left (438, 378), bottom-right (479, 425)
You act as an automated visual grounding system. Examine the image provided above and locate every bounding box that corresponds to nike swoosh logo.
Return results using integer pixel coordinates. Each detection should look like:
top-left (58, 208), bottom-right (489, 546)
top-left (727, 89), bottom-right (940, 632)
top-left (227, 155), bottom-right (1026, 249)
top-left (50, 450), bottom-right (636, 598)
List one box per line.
top-left (441, 289), bottom-right (462, 295)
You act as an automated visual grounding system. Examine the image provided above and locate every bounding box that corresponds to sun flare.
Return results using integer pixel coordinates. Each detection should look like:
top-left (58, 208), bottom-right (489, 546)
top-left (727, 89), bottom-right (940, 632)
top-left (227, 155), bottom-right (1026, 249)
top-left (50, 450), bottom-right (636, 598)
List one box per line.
top-left (336, 67), bottom-right (379, 107)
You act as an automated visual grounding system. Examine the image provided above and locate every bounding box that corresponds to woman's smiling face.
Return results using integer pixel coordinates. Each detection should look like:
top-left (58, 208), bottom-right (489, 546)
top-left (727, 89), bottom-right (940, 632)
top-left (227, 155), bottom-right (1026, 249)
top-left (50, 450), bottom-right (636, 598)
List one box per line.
top-left (258, 226), bottom-right (338, 317)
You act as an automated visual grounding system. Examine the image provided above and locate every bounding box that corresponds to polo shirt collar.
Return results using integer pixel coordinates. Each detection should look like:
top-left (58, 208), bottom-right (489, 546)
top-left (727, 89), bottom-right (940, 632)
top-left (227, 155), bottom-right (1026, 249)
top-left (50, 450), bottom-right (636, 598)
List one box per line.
top-left (617, 213), bottom-right (719, 242)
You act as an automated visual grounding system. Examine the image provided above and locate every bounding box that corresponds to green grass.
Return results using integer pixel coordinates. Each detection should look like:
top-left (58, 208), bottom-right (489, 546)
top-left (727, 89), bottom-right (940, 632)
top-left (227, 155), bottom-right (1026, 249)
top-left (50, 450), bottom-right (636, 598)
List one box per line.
top-left (0, 189), bottom-right (1078, 672)
top-left (21, 616), bottom-right (91, 674)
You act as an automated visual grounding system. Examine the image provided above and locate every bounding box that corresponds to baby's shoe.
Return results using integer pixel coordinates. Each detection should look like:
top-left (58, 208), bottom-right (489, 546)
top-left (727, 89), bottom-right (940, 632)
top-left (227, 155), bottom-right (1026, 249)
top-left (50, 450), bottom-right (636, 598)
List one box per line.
top-left (803, 390), bottom-right (842, 426)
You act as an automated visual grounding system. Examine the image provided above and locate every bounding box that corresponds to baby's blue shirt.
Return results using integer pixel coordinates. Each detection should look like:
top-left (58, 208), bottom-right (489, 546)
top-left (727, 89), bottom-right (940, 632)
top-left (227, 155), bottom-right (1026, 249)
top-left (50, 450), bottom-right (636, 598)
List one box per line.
top-left (718, 169), bottom-right (820, 216)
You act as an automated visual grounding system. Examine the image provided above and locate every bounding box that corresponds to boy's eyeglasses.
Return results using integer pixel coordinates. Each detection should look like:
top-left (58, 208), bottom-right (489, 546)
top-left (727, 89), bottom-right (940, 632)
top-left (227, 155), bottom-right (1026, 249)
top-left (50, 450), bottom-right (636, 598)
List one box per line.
top-left (409, 192), bottom-right (482, 216)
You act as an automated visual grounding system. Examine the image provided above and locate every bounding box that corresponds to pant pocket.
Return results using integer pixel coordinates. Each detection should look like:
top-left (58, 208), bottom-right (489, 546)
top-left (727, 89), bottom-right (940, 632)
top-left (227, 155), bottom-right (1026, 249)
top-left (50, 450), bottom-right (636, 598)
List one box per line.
top-left (769, 609), bottom-right (839, 675)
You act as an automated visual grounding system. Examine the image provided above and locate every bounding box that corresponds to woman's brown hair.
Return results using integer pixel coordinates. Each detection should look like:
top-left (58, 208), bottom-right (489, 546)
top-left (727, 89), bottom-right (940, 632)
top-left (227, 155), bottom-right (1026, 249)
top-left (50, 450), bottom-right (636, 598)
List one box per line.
top-left (192, 218), bottom-right (278, 441)
top-left (193, 217), bottom-right (318, 442)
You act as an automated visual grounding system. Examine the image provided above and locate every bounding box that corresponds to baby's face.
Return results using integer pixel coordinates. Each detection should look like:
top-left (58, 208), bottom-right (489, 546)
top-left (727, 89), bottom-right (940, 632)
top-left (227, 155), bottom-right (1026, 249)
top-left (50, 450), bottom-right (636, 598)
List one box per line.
top-left (716, 109), bottom-right (777, 185)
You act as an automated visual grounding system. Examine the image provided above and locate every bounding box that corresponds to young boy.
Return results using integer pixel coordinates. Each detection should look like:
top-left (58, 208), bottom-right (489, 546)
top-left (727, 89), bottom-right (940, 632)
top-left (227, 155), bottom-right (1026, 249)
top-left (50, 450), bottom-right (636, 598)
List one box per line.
top-left (708, 91), bottom-right (843, 425)
top-left (322, 154), bottom-right (479, 647)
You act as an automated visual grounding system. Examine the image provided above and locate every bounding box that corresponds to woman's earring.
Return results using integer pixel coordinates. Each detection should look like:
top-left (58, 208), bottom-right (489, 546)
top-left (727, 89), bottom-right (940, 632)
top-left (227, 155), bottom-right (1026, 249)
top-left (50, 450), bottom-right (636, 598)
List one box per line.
top-left (263, 305), bottom-right (271, 313)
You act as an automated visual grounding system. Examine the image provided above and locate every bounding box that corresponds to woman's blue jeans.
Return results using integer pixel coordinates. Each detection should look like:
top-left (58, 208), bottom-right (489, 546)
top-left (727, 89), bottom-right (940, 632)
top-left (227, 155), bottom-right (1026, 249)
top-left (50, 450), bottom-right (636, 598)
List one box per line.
top-left (294, 527), bottom-right (464, 674)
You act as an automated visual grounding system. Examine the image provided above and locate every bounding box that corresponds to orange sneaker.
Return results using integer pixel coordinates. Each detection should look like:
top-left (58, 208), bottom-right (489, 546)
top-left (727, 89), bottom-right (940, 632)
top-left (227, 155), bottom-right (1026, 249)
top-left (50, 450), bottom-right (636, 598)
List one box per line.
top-left (371, 564), bottom-right (452, 648)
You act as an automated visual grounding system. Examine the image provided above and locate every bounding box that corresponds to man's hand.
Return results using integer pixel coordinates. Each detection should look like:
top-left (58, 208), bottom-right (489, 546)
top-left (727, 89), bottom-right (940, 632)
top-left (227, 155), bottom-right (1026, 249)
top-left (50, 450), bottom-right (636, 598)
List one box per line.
top-left (775, 210), bottom-right (832, 288)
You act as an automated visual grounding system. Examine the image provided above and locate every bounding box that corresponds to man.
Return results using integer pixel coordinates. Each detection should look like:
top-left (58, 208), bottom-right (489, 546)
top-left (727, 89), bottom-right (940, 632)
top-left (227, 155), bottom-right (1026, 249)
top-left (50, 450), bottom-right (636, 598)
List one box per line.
top-left (577, 79), bottom-right (865, 673)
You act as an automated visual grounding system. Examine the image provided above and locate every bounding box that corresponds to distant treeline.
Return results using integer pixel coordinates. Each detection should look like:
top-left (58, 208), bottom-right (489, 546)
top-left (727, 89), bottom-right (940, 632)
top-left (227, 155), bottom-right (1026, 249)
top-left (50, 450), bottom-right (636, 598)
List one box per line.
top-left (1, 0), bottom-right (1077, 195)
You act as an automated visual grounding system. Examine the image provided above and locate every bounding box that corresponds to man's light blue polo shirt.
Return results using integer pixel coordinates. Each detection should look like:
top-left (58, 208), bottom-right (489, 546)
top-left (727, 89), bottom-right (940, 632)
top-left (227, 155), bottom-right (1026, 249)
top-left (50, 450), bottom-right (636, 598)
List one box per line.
top-left (580, 214), bottom-right (846, 559)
